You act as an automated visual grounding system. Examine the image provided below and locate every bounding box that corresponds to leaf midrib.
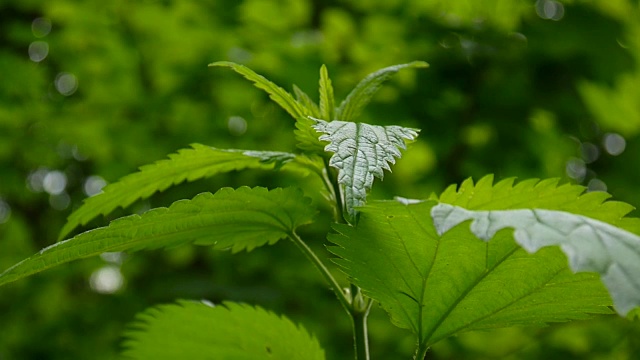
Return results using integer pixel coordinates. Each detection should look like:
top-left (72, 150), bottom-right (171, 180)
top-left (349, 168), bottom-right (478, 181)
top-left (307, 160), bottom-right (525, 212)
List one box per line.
top-left (426, 265), bottom-right (579, 345)
top-left (420, 242), bottom-right (521, 345)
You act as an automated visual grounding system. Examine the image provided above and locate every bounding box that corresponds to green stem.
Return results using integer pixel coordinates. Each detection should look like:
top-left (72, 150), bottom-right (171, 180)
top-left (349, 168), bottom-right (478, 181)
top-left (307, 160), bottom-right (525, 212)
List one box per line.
top-left (414, 341), bottom-right (429, 360)
top-left (322, 158), bottom-right (371, 359)
top-left (351, 286), bottom-right (372, 360)
top-left (289, 230), bottom-right (351, 315)
top-left (322, 157), bottom-right (345, 224)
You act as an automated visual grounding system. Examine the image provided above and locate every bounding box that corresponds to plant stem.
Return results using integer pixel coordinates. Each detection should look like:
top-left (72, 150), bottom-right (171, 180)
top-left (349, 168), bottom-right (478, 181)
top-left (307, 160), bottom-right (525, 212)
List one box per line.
top-left (322, 157), bottom-right (345, 224)
top-left (289, 231), bottom-right (351, 315)
top-left (322, 158), bottom-right (371, 359)
top-left (351, 285), bottom-right (372, 360)
top-left (414, 341), bottom-right (429, 360)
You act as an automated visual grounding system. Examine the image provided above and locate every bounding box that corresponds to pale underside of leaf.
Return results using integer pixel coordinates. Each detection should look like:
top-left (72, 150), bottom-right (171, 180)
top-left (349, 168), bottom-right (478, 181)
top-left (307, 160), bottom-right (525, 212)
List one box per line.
top-left (122, 301), bottom-right (325, 360)
top-left (312, 119), bottom-right (419, 222)
top-left (1, 187), bottom-right (315, 287)
top-left (336, 61), bottom-right (428, 122)
top-left (431, 203), bottom-right (640, 316)
top-left (59, 144), bottom-right (319, 240)
top-left (329, 200), bottom-right (613, 350)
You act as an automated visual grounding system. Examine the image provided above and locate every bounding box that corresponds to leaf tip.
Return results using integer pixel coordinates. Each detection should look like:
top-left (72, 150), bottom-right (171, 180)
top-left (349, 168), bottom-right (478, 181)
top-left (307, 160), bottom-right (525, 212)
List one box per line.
top-left (208, 61), bottom-right (232, 67)
top-left (394, 196), bottom-right (424, 205)
top-left (411, 60), bottom-right (430, 68)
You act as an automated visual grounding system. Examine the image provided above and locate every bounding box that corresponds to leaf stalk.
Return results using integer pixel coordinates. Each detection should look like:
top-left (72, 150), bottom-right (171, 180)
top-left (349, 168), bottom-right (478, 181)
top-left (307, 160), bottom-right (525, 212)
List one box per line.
top-left (289, 231), bottom-right (351, 315)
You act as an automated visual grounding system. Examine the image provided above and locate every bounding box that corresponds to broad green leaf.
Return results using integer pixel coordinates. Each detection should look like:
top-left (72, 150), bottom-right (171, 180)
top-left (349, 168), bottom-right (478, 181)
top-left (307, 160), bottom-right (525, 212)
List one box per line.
top-left (209, 61), bottom-right (307, 119)
top-left (210, 61), bottom-right (325, 152)
top-left (122, 301), bottom-right (325, 360)
top-left (312, 119), bottom-right (419, 222)
top-left (436, 175), bottom-right (635, 220)
top-left (1, 187), bottom-right (315, 287)
top-left (319, 65), bottom-right (335, 121)
top-left (431, 204), bottom-right (640, 316)
top-left (59, 144), bottom-right (319, 239)
top-left (336, 61), bottom-right (428, 122)
top-left (328, 177), bottom-right (639, 350)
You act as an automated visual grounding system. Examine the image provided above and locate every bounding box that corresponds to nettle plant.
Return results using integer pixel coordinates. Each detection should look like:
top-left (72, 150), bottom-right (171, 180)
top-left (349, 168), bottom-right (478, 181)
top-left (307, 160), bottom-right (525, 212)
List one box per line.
top-left (2, 61), bottom-right (640, 359)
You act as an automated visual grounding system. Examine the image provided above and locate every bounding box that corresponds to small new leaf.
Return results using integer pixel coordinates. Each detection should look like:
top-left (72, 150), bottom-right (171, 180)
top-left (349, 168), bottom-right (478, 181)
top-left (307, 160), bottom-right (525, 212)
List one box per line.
top-left (293, 85), bottom-right (321, 118)
top-left (312, 119), bottom-right (419, 222)
top-left (59, 145), bottom-right (316, 239)
top-left (209, 61), bottom-right (307, 119)
top-left (336, 61), bottom-right (428, 122)
top-left (210, 61), bottom-right (325, 152)
top-left (122, 301), bottom-right (325, 360)
top-left (319, 65), bottom-right (335, 121)
top-left (0, 187), bottom-right (315, 287)
top-left (431, 204), bottom-right (640, 316)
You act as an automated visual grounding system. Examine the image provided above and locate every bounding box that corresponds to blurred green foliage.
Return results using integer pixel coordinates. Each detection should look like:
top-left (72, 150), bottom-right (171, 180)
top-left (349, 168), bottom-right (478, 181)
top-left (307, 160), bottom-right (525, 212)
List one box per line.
top-left (1, 0), bottom-right (639, 358)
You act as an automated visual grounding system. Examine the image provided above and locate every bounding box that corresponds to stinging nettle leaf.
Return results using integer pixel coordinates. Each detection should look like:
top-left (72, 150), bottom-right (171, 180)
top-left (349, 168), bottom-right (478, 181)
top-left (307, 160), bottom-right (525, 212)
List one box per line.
top-left (295, 115), bottom-right (328, 153)
top-left (122, 300), bottom-right (325, 360)
top-left (330, 200), bottom-right (614, 354)
top-left (1, 187), bottom-right (315, 287)
top-left (431, 203), bottom-right (640, 316)
top-left (210, 61), bottom-right (325, 152)
top-left (318, 65), bottom-right (335, 121)
top-left (336, 61), bottom-right (428, 122)
top-left (312, 119), bottom-right (419, 222)
top-left (329, 177), bottom-right (640, 354)
top-left (59, 144), bottom-right (318, 240)
top-left (293, 84), bottom-right (321, 119)
top-left (209, 61), bottom-right (307, 120)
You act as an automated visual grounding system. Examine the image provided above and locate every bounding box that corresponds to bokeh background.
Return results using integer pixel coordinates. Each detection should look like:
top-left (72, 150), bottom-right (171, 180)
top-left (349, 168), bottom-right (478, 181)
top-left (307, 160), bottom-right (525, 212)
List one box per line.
top-left (1, 0), bottom-right (639, 359)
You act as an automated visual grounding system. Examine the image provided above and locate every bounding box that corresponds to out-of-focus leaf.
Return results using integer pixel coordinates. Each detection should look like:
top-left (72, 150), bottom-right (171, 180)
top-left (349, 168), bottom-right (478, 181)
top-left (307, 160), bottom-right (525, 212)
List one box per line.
top-left (122, 301), bottom-right (325, 360)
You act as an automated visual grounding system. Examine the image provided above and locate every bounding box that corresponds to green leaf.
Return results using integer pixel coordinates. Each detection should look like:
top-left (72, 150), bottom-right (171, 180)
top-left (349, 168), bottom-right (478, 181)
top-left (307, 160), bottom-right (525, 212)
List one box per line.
top-left (293, 84), bottom-right (321, 119)
top-left (1, 187), bottom-right (315, 287)
top-left (436, 175), bottom-right (635, 218)
top-left (319, 65), bottom-right (335, 121)
top-left (328, 177), bottom-right (637, 350)
top-left (59, 144), bottom-right (317, 239)
top-left (336, 61), bottom-right (428, 122)
top-left (122, 300), bottom-right (325, 360)
top-left (295, 116), bottom-right (327, 153)
top-left (209, 61), bottom-right (307, 119)
top-left (312, 119), bottom-right (419, 222)
top-left (210, 61), bottom-right (325, 152)
top-left (431, 204), bottom-right (640, 316)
